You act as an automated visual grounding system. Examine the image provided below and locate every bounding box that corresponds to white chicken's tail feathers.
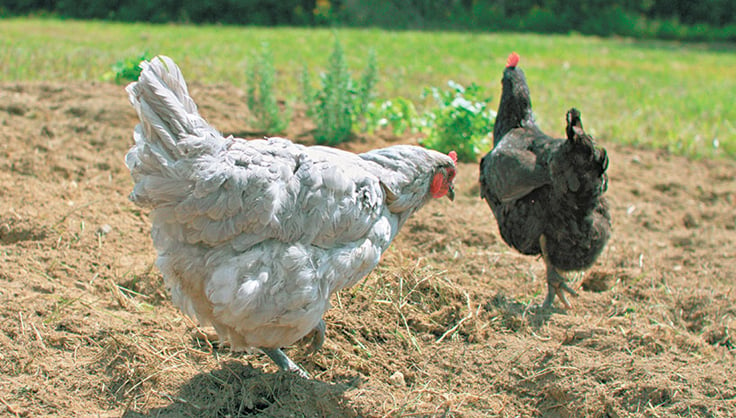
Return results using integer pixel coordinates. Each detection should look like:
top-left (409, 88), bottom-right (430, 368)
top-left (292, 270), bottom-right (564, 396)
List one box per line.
top-left (125, 55), bottom-right (222, 177)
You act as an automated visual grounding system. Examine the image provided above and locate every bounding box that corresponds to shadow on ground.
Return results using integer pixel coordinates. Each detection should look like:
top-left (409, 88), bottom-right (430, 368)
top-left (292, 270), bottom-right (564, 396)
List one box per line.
top-left (123, 360), bottom-right (361, 417)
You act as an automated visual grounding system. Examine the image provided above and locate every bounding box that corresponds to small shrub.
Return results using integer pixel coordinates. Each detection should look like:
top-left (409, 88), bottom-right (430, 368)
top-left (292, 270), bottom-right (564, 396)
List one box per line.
top-left (304, 38), bottom-right (378, 145)
top-left (103, 52), bottom-right (151, 84)
top-left (246, 43), bottom-right (290, 134)
top-left (300, 64), bottom-right (315, 119)
top-left (364, 97), bottom-right (420, 135)
top-left (418, 81), bottom-right (494, 162)
top-left (314, 38), bottom-right (353, 144)
top-left (357, 49), bottom-right (378, 124)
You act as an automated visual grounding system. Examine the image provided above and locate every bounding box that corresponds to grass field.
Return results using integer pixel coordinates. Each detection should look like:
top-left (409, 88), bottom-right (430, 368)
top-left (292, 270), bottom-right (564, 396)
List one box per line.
top-left (2, 17), bottom-right (735, 158)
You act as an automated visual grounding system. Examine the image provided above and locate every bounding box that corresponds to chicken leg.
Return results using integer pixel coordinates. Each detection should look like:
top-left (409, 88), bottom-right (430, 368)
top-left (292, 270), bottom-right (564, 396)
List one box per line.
top-left (259, 320), bottom-right (325, 379)
top-left (261, 348), bottom-right (310, 379)
top-left (540, 234), bottom-right (578, 309)
top-left (305, 319), bottom-right (326, 354)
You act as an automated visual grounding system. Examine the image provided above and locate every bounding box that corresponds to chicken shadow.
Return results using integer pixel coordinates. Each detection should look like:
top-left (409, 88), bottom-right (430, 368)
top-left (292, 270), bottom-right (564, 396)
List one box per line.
top-left (486, 292), bottom-right (559, 330)
top-left (123, 360), bottom-right (363, 417)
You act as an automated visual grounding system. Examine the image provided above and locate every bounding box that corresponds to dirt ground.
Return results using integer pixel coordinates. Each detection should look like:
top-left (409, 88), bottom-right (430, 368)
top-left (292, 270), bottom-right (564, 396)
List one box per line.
top-left (1, 80), bottom-right (735, 418)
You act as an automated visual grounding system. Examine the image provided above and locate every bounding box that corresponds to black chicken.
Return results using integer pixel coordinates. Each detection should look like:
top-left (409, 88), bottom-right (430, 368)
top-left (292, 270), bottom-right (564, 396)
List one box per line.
top-left (479, 52), bottom-right (611, 309)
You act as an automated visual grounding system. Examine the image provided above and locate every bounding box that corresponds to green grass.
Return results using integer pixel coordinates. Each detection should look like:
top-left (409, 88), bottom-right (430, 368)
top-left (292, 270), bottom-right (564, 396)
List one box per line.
top-left (2, 17), bottom-right (734, 158)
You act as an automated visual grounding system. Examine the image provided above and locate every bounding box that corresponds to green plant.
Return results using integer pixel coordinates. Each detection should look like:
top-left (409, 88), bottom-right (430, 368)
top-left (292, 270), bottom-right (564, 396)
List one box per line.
top-left (246, 43), bottom-right (290, 134)
top-left (103, 51), bottom-right (151, 84)
top-left (418, 80), bottom-right (494, 162)
top-left (304, 38), bottom-right (378, 145)
top-left (300, 64), bottom-right (315, 119)
top-left (314, 38), bottom-right (353, 144)
top-left (357, 49), bottom-right (378, 126)
top-left (364, 97), bottom-right (420, 135)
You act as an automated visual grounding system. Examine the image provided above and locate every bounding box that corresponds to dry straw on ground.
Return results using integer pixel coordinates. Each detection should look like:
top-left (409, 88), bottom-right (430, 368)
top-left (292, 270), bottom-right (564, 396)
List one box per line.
top-left (1, 82), bottom-right (735, 417)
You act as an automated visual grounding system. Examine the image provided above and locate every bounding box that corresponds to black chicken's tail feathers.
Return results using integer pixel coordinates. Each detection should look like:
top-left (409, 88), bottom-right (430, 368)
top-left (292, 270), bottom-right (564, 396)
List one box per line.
top-left (565, 108), bottom-right (608, 174)
top-left (566, 108), bottom-right (582, 140)
top-left (550, 108), bottom-right (609, 202)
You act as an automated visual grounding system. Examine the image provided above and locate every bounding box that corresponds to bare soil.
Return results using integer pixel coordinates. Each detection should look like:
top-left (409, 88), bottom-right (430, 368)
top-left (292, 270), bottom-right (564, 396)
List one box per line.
top-left (1, 81), bottom-right (735, 417)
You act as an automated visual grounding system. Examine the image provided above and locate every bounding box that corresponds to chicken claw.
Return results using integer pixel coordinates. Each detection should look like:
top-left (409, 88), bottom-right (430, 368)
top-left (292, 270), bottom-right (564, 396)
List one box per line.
top-left (542, 268), bottom-right (578, 310)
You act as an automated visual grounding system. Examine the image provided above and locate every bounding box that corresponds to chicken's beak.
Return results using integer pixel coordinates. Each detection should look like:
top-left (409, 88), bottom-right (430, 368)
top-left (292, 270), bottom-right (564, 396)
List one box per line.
top-left (446, 184), bottom-right (455, 201)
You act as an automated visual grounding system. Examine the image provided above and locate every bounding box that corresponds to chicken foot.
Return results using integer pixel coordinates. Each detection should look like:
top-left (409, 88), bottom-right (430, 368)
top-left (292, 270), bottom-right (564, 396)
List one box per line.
top-left (261, 348), bottom-right (310, 379)
top-left (540, 234), bottom-right (578, 309)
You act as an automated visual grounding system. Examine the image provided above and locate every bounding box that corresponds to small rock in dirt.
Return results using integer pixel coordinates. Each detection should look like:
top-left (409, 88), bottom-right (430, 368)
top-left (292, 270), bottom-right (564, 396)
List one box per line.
top-left (389, 371), bottom-right (406, 387)
top-left (96, 224), bottom-right (112, 236)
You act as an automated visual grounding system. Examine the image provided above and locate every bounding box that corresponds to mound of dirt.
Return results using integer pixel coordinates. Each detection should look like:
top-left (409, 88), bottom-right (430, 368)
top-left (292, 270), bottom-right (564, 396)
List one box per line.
top-left (1, 81), bottom-right (734, 417)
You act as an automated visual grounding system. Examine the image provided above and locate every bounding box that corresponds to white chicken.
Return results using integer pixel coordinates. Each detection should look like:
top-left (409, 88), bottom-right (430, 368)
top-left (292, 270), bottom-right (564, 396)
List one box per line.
top-left (125, 56), bottom-right (457, 377)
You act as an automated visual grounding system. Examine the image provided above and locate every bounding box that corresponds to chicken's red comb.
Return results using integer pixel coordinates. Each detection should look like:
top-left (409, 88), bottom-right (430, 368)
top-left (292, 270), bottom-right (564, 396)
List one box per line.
top-left (448, 151), bottom-right (457, 163)
top-left (506, 52), bottom-right (520, 68)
